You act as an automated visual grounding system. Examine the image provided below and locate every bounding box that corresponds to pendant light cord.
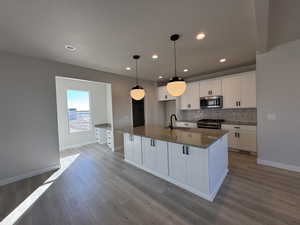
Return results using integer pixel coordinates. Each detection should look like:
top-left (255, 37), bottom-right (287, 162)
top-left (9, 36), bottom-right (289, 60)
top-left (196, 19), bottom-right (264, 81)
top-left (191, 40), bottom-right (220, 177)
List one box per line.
top-left (135, 58), bottom-right (138, 85)
top-left (173, 40), bottom-right (177, 76)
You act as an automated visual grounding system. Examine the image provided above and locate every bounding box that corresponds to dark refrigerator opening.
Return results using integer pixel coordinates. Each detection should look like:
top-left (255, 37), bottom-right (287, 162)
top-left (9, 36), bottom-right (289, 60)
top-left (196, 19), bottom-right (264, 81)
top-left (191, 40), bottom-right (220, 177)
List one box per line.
top-left (132, 99), bottom-right (145, 127)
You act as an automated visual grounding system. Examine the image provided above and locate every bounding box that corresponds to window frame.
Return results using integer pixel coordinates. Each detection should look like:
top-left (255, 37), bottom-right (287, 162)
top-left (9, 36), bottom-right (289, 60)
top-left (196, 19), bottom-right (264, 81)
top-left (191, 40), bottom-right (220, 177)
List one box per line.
top-left (66, 89), bottom-right (93, 134)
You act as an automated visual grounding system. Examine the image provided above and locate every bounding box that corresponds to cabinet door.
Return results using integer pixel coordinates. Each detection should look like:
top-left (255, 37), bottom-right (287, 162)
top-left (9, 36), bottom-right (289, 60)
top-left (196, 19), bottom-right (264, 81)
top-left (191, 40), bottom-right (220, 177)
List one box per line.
top-left (241, 72), bottom-right (256, 108)
top-left (238, 130), bottom-right (257, 152)
top-left (124, 133), bottom-right (134, 162)
top-left (180, 82), bottom-right (200, 110)
top-left (222, 76), bottom-right (241, 109)
top-left (200, 79), bottom-right (222, 97)
top-left (132, 135), bottom-right (142, 166)
top-left (210, 79), bottom-right (222, 96)
top-left (142, 137), bottom-right (156, 170)
top-left (199, 80), bottom-right (212, 97)
top-left (169, 143), bottom-right (187, 184)
top-left (228, 131), bottom-right (239, 149)
top-left (158, 86), bottom-right (176, 101)
top-left (158, 86), bottom-right (167, 101)
top-left (186, 146), bottom-right (209, 193)
top-left (154, 140), bottom-right (169, 176)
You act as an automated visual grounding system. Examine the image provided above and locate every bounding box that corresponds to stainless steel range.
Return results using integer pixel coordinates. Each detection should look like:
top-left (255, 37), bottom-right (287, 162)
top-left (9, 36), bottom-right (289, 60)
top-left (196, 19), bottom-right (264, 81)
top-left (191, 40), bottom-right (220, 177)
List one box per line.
top-left (197, 119), bottom-right (224, 129)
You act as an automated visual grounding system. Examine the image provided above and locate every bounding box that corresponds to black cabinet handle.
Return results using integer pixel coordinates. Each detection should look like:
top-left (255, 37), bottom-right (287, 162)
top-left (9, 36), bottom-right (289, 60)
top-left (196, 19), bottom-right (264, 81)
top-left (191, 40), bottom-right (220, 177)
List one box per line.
top-left (165, 95), bottom-right (167, 99)
top-left (236, 101), bottom-right (238, 107)
top-left (238, 132), bottom-right (240, 138)
top-left (152, 139), bottom-right (155, 147)
top-left (182, 146), bottom-right (185, 154)
top-left (239, 101), bottom-right (241, 107)
top-left (186, 146), bottom-right (189, 155)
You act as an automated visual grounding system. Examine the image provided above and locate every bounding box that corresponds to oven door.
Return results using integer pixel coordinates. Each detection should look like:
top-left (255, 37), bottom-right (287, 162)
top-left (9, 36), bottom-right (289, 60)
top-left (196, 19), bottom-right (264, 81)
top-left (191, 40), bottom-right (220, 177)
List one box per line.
top-left (200, 96), bottom-right (223, 109)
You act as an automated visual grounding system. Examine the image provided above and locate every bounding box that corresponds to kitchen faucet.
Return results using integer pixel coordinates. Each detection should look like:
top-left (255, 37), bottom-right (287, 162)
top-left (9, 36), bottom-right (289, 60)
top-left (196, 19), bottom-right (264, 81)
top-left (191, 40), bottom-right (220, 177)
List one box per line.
top-left (169, 114), bottom-right (178, 129)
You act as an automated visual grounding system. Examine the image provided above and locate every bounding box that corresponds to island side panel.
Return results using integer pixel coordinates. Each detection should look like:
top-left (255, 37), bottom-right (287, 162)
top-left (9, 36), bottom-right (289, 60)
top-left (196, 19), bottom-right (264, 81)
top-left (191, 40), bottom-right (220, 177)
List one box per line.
top-left (208, 134), bottom-right (229, 199)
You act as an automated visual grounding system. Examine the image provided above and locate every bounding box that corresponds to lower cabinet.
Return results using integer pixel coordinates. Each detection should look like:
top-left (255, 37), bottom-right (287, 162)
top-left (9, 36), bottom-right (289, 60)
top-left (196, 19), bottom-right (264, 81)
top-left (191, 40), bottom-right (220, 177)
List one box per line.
top-left (123, 133), bottom-right (228, 201)
top-left (124, 133), bottom-right (142, 166)
top-left (142, 137), bottom-right (168, 177)
top-left (169, 143), bottom-right (209, 193)
top-left (222, 124), bottom-right (257, 152)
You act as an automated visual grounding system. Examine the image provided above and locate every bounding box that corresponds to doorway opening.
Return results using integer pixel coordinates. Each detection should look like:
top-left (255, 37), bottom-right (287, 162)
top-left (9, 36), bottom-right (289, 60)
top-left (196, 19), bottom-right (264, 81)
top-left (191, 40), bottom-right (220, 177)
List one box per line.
top-left (55, 77), bottom-right (114, 152)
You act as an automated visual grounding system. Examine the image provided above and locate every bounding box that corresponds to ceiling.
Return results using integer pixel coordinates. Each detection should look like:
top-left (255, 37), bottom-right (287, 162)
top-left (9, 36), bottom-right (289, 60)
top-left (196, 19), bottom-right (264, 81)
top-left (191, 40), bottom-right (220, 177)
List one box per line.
top-left (0, 0), bottom-right (256, 81)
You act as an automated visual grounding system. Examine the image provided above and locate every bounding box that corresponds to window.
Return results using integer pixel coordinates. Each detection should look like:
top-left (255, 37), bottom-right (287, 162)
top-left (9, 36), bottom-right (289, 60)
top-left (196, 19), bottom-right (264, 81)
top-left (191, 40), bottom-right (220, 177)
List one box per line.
top-left (67, 90), bottom-right (91, 133)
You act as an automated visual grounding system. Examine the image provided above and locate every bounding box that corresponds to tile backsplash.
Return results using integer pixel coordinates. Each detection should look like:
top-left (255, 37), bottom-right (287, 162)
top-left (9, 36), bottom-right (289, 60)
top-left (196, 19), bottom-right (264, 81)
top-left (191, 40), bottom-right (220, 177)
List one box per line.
top-left (180, 108), bottom-right (257, 123)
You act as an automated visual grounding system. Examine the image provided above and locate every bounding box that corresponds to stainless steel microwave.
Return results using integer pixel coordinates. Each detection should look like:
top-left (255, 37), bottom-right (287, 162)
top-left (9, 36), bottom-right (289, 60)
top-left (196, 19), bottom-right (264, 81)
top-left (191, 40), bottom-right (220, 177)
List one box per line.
top-left (200, 96), bottom-right (223, 109)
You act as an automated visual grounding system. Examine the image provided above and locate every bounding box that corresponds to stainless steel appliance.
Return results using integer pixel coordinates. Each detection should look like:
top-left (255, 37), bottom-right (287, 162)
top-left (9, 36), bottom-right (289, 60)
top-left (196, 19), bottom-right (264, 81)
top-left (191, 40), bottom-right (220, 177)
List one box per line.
top-left (197, 119), bottom-right (224, 129)
top-left (200, 96), bottom-right (223, 109)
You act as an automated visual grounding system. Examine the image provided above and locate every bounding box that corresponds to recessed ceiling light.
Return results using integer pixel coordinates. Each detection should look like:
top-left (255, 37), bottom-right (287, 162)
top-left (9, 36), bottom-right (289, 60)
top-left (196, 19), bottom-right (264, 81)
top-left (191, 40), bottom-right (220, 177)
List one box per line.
top-left (196, 32), bottom-right (206, 40)
top-left (219, 58), bottom-right (227, 63)
top-left (152, 54), bottom-right (158, 59)
top-left (65, 44), bottom-right (76, 52)
top-left (158, 75), bottom-right (163, 79)
top-left (183, 69), bottom-right (189, 72)
top-left (126, 67), bottom-right (131, 71)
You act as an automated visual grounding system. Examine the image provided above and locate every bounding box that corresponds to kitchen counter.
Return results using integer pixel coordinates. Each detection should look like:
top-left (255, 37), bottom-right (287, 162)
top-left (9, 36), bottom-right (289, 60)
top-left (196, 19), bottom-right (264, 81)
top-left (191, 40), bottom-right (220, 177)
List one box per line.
top-left (176, 120), bottom-right (257, 126)
top-left (95, 123), bottom-right (111, 129)
top-left (120, 125), bottom-right (227, 148)
top-left (222, 121), bottom-right (257, 126)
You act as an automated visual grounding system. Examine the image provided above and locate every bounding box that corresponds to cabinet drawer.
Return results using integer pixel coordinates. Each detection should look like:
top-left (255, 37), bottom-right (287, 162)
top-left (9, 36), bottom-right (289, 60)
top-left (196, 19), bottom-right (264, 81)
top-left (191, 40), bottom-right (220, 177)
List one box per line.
top-left (222, 124), bottom-right (256, 131)
top-left (175, 121), bottom-right (197, 128)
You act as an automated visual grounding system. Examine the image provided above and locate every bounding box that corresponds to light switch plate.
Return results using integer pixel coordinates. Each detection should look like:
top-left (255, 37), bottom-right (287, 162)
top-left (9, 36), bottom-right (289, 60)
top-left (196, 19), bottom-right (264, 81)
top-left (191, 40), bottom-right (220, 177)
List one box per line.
top-left (267, 113), bottom-right (276, 120)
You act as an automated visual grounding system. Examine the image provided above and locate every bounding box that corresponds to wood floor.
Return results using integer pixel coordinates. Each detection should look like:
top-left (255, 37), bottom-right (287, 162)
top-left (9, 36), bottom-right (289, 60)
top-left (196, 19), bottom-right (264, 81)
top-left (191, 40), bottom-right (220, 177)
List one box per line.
top-left (1, 144), bottom-right (300, 225)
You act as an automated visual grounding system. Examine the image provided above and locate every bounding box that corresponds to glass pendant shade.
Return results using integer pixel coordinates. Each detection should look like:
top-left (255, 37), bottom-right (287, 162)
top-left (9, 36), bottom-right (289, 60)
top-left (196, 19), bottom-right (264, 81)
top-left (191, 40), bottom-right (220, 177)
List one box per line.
top-left (167, 76), bottom-right (187, 97)
top-left (130, 85), bottom-right (145, 100)
top-left (167, 34), bottom-right (186, 97)
top-left (130, 55), bottom-right (145, 100)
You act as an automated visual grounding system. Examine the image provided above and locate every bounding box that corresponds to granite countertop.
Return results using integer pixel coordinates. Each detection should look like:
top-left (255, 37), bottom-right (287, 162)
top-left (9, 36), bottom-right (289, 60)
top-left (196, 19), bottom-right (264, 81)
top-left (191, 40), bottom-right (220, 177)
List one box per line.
top-left (222, 121), bottom-right (257, 126)
top-left (95, 123), bottom-right (111, 129)
top-left (176, 120), bottom-right (257, 126)
top-left (120, 125), bottom-right (228, 149)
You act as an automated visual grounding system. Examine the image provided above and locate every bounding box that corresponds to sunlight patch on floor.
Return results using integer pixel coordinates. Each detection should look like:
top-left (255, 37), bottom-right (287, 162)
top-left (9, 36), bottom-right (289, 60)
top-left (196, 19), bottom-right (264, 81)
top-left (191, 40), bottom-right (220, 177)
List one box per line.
top-left (0, 153), bottom-right (80, 225)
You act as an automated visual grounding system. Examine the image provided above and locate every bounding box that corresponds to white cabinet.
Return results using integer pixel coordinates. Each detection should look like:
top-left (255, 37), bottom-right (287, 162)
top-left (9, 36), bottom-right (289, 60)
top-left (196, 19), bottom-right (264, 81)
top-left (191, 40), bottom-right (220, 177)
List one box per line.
top-left (124, 133), bottom-right (142, 166)
top-left (180, 82), bottom-right (200, 110)
top-left (169, 143), bottom-right (209, 193)
top-left (157, 86), bottom-right (176, 101)
top-left (222, 76), bottom-right (241, 109)
top-left (142, 137), bottom-right (168, 176)
top-left (222, 71), bottom-right (256, 109)
top-left (95, 128), bottom-right (107, 144)
top-left (186, 146), bottom-right (209, 193)
top-left (240, 71), bottom-right (256, 108)
top-left (199, 79), bottom-right (222, 97)
top-left (222, 124), bottom-right (257, 152)
top-left (169, 143), bottom-right (187, 183)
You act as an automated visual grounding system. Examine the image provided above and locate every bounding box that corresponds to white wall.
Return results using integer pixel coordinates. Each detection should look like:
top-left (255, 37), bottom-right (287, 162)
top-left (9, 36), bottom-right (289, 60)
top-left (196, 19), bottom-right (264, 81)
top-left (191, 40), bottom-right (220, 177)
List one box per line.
top-left (0, 52), bottom-right (164, 185)
top-left (56, 77), bottom-right (110, 150)
top-left (257, 39), bottom-right (300, 171)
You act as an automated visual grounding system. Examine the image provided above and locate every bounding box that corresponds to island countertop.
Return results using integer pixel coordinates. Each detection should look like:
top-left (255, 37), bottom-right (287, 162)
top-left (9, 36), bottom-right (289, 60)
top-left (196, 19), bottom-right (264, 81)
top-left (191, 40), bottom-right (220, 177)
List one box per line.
top-left (120, 125), bottom-right (228, 148)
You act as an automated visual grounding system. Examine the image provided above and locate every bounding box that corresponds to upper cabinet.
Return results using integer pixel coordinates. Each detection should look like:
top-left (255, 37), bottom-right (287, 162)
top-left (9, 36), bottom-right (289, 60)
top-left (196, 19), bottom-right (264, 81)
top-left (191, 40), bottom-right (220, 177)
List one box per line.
top-left (222, 71), bottom-right (256, 109)
top-left (157, 86), bottom-right (176, 101)
top-left (199, 79), bottom-right (222, 97)
top-left (180, 82), bottom-right (200, 110)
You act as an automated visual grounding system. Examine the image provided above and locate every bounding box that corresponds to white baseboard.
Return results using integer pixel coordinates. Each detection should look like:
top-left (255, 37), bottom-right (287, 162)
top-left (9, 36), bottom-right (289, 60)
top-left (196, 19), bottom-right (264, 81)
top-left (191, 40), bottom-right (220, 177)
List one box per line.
top-left (0, 164), bottom-right (61, 186)
top-left (257, 159), bottom-right (300, 173)
top-left (60, 141), bottom-right (97, 151)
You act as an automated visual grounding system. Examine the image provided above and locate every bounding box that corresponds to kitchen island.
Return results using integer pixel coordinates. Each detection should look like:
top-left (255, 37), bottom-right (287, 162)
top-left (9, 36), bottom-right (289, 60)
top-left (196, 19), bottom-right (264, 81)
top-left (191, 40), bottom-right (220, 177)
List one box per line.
top-left (120, 125), bottom-right (228, 201)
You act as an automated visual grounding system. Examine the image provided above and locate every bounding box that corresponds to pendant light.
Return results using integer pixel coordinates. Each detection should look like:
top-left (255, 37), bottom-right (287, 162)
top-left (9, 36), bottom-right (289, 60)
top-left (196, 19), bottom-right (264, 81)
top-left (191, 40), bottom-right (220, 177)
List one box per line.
top-left (130, 55), bottom-right (145, 100)
top-left (166, 34), bottom-right (187, 97)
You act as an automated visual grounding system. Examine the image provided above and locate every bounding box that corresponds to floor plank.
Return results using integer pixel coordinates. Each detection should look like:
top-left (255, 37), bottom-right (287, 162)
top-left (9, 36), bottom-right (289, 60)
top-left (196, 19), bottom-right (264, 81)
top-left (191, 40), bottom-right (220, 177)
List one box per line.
top-left (1, 144), bottom-right (299, 225)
